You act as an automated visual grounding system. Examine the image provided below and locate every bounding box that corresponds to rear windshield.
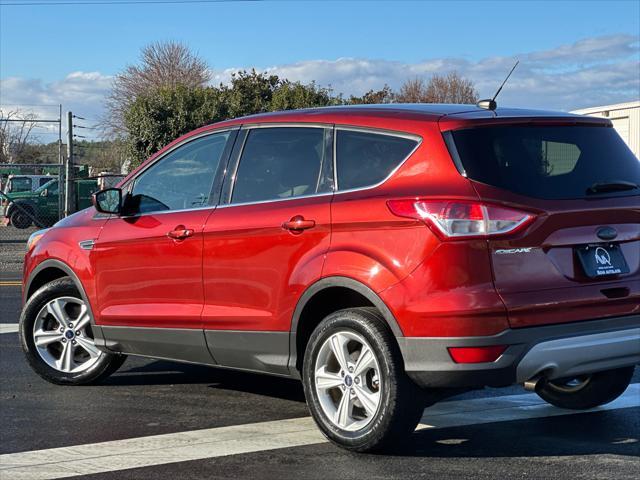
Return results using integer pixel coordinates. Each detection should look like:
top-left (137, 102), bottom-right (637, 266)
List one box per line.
top-left (449, 125), bottom-right (640, 200)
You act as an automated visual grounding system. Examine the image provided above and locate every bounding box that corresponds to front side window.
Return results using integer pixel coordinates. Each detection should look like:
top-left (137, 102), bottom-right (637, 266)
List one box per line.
top-left (232, 127), bottom-right (328, 204)
top-left (336, 130), bottom-right (419, 191)
top-left (128, 132), bottom-right (231, 214)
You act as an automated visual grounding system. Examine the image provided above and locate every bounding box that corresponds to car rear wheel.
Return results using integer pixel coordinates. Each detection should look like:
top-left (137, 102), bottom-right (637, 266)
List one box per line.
top-left (19, 278), bottom-right (126, 385)
top-left (536, 366), bottom-right (634, 410)
top-left (302, 307), bottom-right (424, 452)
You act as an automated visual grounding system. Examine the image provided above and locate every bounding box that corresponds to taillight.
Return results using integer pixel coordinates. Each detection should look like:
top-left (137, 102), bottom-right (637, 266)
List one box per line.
top-left (387, 199), bottom-right (535, 239)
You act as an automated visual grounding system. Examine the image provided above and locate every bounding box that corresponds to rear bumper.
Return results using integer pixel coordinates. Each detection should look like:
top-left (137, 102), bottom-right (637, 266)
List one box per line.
top-left (399, 314), bottom-right (640, 389)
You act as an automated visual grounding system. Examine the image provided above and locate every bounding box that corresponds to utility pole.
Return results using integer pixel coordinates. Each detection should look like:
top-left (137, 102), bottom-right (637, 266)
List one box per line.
top-left (58, 104), bottom-right (64, 219)
top-left (64, 111), bottom-right (74, 216)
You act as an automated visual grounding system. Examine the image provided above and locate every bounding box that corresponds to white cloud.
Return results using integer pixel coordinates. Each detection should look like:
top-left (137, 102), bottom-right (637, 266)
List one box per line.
top-left (2, 34), bottom-right (638, 141)
top-left (0, 72), bottom-right (112, 139)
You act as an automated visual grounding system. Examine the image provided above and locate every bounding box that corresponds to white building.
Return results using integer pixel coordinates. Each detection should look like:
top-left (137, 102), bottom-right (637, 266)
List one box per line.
top-left (571, 101), bottom-right (639, 159)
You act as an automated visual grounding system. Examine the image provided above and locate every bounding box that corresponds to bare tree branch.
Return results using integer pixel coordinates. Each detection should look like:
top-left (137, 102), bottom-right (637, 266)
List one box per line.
top-left (396, 72), bottom-right (478, 104)
top-left (0, 109), bottom-right (39, 163)
top-left (104, 41), bottom-right (211, 137)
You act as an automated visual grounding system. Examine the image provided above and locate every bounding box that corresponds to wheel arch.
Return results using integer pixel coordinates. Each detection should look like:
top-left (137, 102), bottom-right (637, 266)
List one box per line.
top-left (24, 259), bottom-right (105, 344)
top-left (288, 276), bottom-right (403, 376)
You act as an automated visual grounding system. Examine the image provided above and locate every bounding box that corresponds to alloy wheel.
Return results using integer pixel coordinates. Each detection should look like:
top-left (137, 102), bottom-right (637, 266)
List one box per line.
top-left (314, 330), bottom-right (382, 432)
top-left (32, 296), bottom-right (102, 373)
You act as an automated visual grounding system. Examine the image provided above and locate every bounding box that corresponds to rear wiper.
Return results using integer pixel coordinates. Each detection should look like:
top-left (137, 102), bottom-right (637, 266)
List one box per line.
top-left (586, 181), bottom-right (639, 195)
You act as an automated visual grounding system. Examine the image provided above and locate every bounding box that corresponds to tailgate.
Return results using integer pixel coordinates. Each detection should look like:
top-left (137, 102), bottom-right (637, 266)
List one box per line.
top-left (445, 122), bottom-right (640, 328)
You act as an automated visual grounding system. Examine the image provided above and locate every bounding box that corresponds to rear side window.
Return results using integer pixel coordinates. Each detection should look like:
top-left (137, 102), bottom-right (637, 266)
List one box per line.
top-left (449, 125), bottom-right (640, 200)
top-left (336, 130), bottom-right (419, 191)
top-left (232, 127), bottom-right (328, 204)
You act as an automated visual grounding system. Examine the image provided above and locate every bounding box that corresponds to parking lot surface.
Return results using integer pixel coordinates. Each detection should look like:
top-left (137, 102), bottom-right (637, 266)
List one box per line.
top-left (1, 284), bottom-right (638, 479)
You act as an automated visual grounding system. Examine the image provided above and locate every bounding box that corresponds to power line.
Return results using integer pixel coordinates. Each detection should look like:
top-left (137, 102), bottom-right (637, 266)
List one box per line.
top-left (1, 0), bottom-right (258, 5)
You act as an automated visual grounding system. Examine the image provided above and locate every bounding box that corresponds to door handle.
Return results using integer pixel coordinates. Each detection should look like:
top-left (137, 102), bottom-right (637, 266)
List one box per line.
top-left (282, 215), bottom-right (316, 233)
top-left (167, 225), bottom-right (194, 240)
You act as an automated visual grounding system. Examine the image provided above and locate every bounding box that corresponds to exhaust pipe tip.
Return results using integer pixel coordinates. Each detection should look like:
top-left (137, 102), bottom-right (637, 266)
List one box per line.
top-left (524, 374), bottom-right (545, 392)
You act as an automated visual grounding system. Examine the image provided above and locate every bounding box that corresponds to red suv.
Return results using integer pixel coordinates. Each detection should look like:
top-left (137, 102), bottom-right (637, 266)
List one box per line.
top-left (19, 104), bottom-right (640, 452)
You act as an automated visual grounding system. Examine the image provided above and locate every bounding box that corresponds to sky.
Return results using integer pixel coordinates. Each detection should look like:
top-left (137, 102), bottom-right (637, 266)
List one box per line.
top-left (0, 0), bottom-right (639, 139)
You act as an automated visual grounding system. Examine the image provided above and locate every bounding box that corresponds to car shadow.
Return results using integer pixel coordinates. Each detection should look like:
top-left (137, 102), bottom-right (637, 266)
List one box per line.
top-left (379, 408), bottom-right (640, 459)
top-left (103, 359), bottom-right (306, 403)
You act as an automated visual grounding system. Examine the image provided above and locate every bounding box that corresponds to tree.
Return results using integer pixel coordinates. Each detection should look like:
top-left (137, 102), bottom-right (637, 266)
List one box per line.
top-left (270, 80), bottom-right (338, 111)
top-left (122, 71), bottom-right (343, 167)
top-left (0, 109), bottom-right (38, 163)
top-left (396, 78), bottom-right (427, 103)
top-left (123, 85), bottom-right (227, 166)
top-left (347, 85), bottom-right (395, 105)
top-left (396, 72), bottom-right (478, 104)
top-left (424, 72), bottom-right (478, 104)
top-left (105, 41), bottom-right (211, 136)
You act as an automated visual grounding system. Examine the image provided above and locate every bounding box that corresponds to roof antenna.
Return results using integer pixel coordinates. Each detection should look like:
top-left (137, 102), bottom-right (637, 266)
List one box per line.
top-left (477, 60), bottom-right (519, 111)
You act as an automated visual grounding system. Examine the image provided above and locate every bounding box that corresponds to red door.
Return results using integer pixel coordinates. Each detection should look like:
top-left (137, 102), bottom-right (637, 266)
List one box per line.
top-left (93, 210), bottom-right (211, 328)
top-left (201, 196), bottom-right (331, 332)
top-left (201, 126), bottom-right (333, 332)
top-left (92, 130), bottom-right (235, 329)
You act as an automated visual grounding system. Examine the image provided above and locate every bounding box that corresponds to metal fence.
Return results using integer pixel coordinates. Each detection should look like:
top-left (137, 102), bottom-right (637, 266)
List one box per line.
top-left (1, 164), bottom-right (63, 280)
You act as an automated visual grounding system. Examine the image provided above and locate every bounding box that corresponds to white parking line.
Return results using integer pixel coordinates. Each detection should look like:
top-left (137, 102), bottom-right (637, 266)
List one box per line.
top-left (1, 383), bottom-right (638, 480)
top-left (0, 323), bottom-right (18, 334)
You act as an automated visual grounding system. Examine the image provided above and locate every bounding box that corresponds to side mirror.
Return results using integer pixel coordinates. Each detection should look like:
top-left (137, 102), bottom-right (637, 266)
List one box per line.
top-left (93, 188), bottom-right (122, 214)
top-left (40, 189), bottom-right (48, 197)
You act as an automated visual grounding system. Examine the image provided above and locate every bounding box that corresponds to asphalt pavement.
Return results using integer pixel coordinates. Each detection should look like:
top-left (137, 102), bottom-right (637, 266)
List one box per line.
top-left (1, 284), bottom-right (638, 480)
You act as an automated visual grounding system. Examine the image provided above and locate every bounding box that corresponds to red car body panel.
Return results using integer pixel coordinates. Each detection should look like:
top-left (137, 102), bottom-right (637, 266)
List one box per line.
top-left (201, 195), bottom-right (331, 331)
top-left (23, 105), bottom-right (640, 352)
top-left (91, 209), bottom-right (213, 328)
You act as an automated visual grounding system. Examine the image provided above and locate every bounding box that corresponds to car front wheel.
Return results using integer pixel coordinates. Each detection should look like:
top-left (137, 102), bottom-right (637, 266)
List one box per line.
top-left (302, 307), bottom-right (424, 452)
top-left (19, 278), bottom-right (126, 385)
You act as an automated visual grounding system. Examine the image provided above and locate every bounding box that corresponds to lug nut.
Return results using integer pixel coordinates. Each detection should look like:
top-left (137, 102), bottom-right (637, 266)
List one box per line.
top-left (354, 377), bottom-right (360, 384)
top-left (62, 338), bottom-right (66, 343)
top-left (75, 331), bottom-right (81, 336)
top-left (340, 371), bottom-right (345, 377)
top-left (59, 327), bottom-right (64, 332)
top-left (348, 367), bottom-right (354, 373)
top-left (350, 388), bottom-right (355, 395)
top-left (68, 323), bottom-right (73, 328)
top-left (72, 340), bottom-right (76, 345)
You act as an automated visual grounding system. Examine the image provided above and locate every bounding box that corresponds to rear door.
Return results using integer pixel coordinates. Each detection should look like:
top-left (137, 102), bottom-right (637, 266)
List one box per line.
top-left (201, 125), bottom-right (333, 374)
top-left (447, 123), bottom-right (640, 328)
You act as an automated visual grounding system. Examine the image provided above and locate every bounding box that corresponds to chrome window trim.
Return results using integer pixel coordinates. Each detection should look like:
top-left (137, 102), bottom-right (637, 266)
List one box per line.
top-left (333, 127), bottom-right (423, 195)
top-left (217, 191), bottom-right (334, 209)
top-left (114, 123), bottom-right (423, 214)
top-left (239, 122), bottom-right (332, 130)
top-left (118, 204), bottom-right (217, 219)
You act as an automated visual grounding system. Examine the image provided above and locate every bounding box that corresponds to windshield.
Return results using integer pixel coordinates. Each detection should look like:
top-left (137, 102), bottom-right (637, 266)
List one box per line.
top-left (8, 177), bottom-right (32, 193)
top-left (449, 125), bottom-right (640, 200)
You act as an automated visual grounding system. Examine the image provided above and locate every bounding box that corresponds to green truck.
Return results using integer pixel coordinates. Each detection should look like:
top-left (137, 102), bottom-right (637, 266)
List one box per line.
top-left (1, 178), bottom-right (99, 229)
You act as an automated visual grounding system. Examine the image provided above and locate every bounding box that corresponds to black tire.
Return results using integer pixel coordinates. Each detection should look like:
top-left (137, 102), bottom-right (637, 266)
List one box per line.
top-left (302, 307), bottom-right (424, 452)
top-left (19, 277), bottom-right (127, 385)
top-left (10, 206), bottom-right (33, 229)
top-left (536, 366), bottom-right (634, 410)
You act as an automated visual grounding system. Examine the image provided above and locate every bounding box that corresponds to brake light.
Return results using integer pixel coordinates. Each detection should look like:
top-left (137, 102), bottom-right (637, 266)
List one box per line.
top-left (448, 345), bottom-right (507, 363)
top-left (387, 199), bottom-right (535, 239)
